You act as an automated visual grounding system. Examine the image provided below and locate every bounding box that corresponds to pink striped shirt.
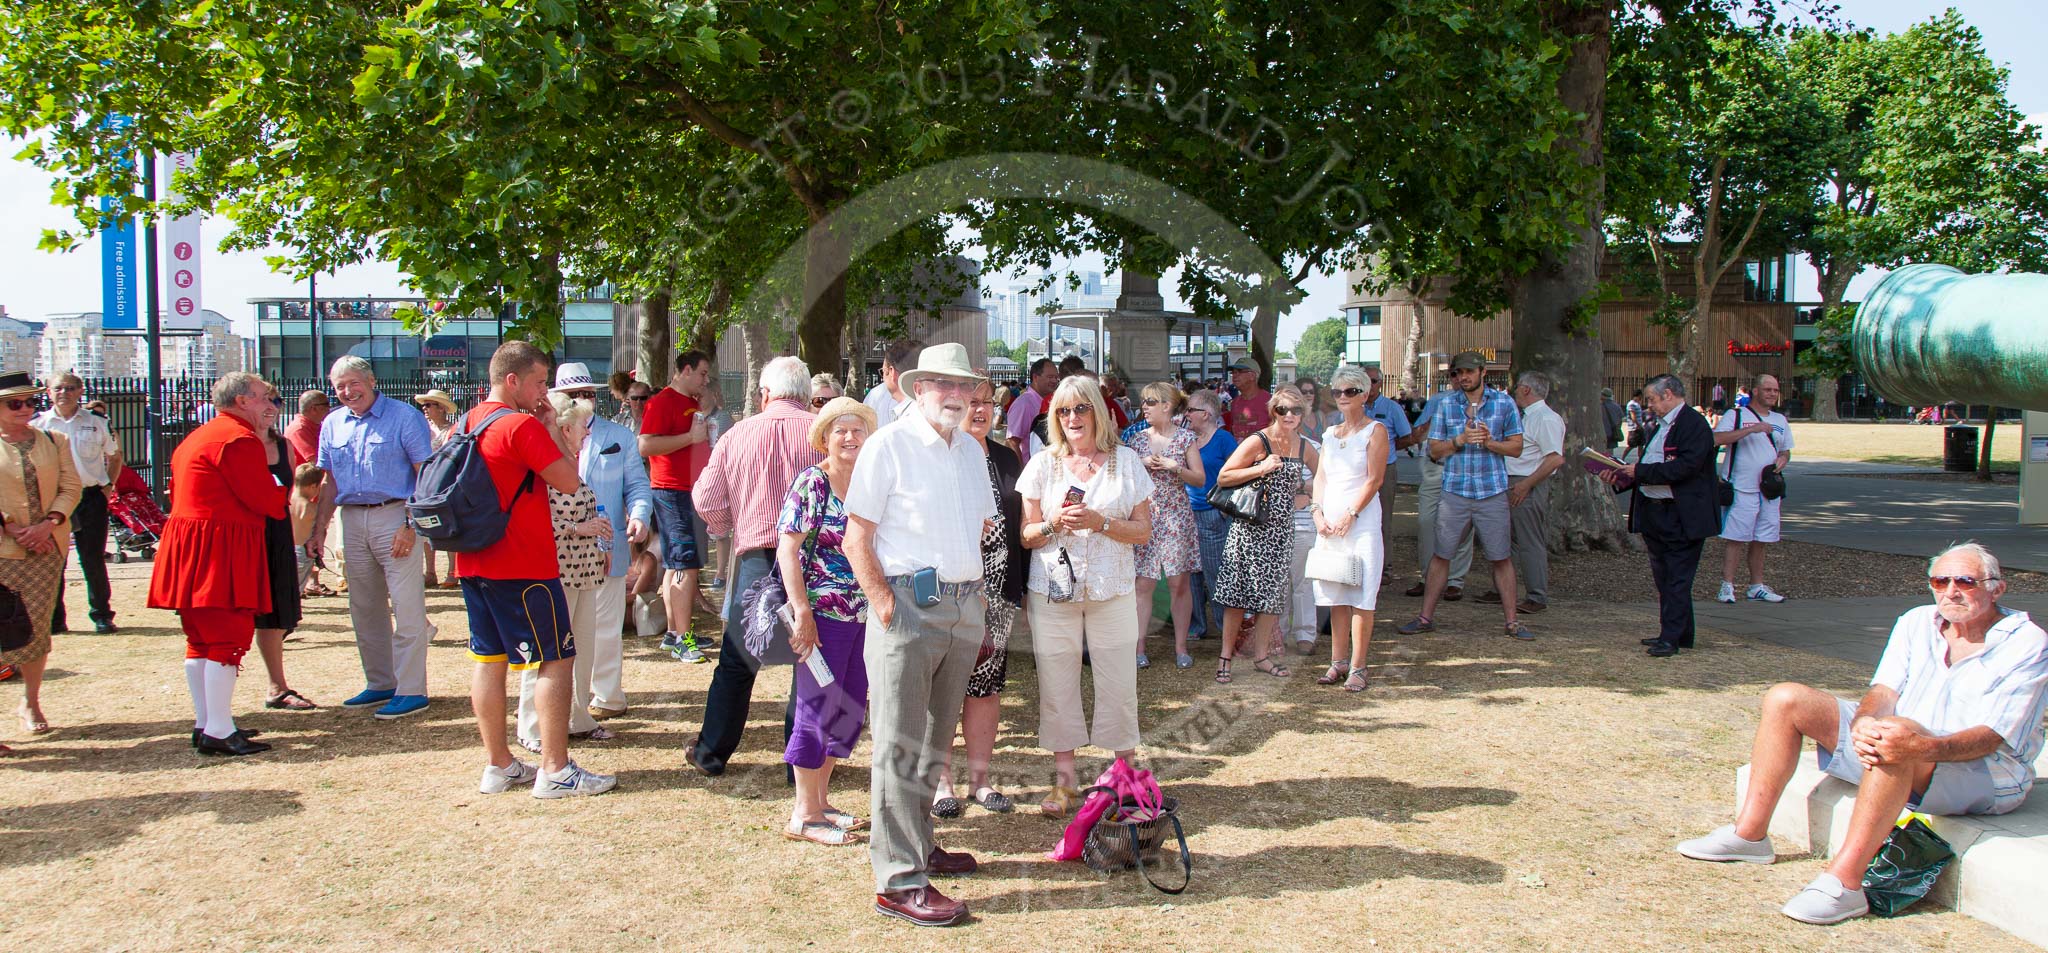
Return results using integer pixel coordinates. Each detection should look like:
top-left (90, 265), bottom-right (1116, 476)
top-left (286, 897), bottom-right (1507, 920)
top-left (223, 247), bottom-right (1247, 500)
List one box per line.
top-left (692, 398), bottom-right (822, 552)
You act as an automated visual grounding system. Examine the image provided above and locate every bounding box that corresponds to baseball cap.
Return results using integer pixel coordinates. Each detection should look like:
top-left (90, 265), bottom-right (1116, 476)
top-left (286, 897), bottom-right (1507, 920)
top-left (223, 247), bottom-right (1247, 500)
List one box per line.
top-left (1449, 351), bottom-right (1486, 371)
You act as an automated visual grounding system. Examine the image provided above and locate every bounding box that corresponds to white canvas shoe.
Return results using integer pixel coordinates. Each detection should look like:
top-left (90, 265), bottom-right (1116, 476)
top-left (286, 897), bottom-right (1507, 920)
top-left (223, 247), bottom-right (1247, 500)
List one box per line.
top-left (1781, 873), bottom-right (1868, 925)
top-left (1675, 825), bottom-right (1775, 864)
top-left (479, 758), bottom-right (538, 794)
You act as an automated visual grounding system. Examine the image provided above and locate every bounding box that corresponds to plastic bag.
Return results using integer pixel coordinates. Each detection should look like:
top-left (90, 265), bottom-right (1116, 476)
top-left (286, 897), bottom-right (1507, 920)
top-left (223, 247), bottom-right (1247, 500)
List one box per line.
top-left (1862, 815), bottom-right (1956, 917)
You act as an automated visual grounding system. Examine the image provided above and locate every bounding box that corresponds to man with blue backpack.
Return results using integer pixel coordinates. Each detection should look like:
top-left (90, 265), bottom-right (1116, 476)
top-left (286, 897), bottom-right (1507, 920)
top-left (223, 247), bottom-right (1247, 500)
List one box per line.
top-left (412, 341), bottom-right (616, 798)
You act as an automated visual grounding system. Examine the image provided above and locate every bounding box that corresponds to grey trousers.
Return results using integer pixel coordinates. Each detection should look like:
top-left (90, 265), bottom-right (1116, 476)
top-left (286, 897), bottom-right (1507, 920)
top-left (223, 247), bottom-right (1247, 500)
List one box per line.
top-left (1415, 458), bottom-right (1473, 586)
top-left (867, 575), bottom-right (985, 893)
top-left (341, 502), bottom-right (433, 696)
top-left (1509, 480), bottom-right (1550, 605)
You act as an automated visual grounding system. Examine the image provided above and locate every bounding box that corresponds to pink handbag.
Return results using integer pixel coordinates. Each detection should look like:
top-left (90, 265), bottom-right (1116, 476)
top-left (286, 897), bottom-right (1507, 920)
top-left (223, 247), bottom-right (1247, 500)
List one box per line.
top-left (1049, 758), bottom-right (1163, 861)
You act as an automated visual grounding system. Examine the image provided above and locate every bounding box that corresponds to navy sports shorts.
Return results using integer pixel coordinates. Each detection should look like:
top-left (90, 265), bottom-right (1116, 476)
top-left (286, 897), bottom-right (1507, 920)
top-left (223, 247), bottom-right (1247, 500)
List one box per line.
top-left (461, 577), bottom-right (574, 670)
top-left (651, 488), bottom-right (704, 571)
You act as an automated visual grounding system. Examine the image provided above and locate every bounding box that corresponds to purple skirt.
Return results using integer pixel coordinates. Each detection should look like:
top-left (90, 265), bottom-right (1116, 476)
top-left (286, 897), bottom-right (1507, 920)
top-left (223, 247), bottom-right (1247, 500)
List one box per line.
top-left (784, 615), bottom-right (870, 769)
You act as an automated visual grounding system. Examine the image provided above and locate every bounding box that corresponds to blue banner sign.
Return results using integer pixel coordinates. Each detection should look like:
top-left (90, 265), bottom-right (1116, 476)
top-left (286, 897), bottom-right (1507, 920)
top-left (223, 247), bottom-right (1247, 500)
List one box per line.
top-left (100, 115), bottom-right (138, 330)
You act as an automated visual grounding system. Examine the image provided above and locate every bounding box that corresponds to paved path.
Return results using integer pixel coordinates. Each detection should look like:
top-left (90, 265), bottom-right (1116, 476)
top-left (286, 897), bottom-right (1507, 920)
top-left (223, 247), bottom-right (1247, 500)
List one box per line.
top-left (1393, 453), bottom-right (2048, 667)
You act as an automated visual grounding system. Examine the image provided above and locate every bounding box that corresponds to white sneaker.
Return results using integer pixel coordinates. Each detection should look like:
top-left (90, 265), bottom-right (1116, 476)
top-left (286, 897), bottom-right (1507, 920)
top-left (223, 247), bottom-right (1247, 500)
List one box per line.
top-left (532, 760), bottom-right (617, 799)
top-left (1675, 825), bottom-right (1775, 864)
top-left (1747, 584), bottom-right (1787, 603)
top-left (1716, 581), bottom-right (1737, 603)
top-left (479, 758), bottom-right (538, 794)
top-left (1781, 873), bottom-right (1868, 925)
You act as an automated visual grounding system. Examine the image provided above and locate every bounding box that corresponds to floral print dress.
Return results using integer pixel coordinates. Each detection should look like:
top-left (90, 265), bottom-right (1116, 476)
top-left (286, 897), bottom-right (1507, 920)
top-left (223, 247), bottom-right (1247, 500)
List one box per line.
top-left (776, 465), bottom-right (865, 622)
top-left (1126, 426), bottom-right (1200, 578)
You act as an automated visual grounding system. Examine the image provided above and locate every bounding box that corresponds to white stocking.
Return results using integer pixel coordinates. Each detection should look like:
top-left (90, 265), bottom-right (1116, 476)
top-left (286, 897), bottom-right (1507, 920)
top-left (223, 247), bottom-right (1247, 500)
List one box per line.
top-left (203, 661), bottom-right (239, 739)
top-left (184, 658), bottom-right (208, 731)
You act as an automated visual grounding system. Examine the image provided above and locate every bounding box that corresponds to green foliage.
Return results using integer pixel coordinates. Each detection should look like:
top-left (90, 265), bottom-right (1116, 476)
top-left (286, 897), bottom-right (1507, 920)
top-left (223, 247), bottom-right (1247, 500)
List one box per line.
top-left (1291, 316), bottom-right (1346, 383)
top-left (1797, 302), bottom-right (1856, 378)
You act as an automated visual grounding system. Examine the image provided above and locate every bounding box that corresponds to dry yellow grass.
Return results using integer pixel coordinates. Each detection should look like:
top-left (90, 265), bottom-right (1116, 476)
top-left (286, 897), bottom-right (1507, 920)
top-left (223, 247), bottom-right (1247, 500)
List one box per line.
top-left (1790, 421), bottom-right (2020, 468)
top-left (0, 562), bottom-right (2033, 951)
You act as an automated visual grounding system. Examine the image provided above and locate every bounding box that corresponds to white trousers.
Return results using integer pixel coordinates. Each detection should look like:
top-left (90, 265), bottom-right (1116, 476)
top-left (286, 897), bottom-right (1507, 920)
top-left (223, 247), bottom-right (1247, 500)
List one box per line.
top-left (516, 582), bottom-right (601, 742)
top-left (1028, 591), bottom-right (1141, 753)
top-left (584, 575), bottom-right (630, 712)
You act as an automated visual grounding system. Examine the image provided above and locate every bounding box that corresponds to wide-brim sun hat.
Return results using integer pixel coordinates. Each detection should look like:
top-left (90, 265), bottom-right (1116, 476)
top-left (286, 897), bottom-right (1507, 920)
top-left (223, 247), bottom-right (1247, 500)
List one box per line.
top-left (809, 396), bottom-right (878, 453)
top-left (413, 389), bottom-right (459, 413)
top-left (550, 361), bottom-right (597, 394)
top-left (0, 373), bottom-right (38, 401)
top-left (895, 342), bottom-right (988, 392)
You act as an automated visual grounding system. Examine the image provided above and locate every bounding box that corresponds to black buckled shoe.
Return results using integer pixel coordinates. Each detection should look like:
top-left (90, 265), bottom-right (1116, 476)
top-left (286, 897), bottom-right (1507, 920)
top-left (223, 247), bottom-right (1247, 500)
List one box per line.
top-left (196, 729), bottom-right (272, 756)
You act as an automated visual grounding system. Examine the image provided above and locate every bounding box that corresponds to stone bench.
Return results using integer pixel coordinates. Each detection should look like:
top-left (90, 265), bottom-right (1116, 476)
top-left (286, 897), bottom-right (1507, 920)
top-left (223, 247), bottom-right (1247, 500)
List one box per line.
top-left (1737, 759), bottom-right (2048, 946)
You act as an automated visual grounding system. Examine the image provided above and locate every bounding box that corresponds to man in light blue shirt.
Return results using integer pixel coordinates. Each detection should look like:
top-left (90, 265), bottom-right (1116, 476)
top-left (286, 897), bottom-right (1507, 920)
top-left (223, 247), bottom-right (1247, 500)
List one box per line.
top-left (1399, 351), bottom-right (1528, 640)
top-left (1362, 366), bottom-right (1414, 585)
top-left (318, 355), bottom-right (437, 720)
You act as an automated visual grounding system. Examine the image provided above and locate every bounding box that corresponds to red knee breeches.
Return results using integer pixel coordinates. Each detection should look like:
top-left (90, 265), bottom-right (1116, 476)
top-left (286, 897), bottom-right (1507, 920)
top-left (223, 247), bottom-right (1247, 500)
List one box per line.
top-left (181, 607), bottom-right (256, 665)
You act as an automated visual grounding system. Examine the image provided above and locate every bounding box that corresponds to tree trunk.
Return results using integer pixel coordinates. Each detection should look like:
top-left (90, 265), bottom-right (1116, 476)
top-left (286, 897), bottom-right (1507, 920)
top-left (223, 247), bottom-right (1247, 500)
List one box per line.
top-left (1979, 410), bottom-right (2000, 482)
top-left (1248, 277), bottom-right (1283, 390)
top-left (637, 289), bottom-right (674, 388)
top-left (1515, 0), bottom-right (1626, 553)
top-left (799, 216), bottom-right (849, 376)
top-left (1810, 376), bottom-right (1840, 422)
top-left (741, 318), bottom-right (771, 417)
top-left (690, 279), bottom-right (728, 357)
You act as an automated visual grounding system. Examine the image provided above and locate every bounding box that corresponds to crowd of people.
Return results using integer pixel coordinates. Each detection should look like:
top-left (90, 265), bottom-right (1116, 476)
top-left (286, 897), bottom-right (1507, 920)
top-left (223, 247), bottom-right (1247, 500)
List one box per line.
top-left (2, 342), bottom-right (2044, 931)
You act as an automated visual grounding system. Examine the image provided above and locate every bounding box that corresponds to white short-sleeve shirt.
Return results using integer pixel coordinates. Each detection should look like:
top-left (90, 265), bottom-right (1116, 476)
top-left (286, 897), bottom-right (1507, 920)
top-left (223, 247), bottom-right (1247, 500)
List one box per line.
top-left (1018, 446), bottom-right (1156, 602)
top-left (1506, 400), bottom-right (1565, 478)
top-left (32, 409), bottom-right (115, 487)
top-left (1873, 605), bottom-right (2048, 810)
top-left (843, 408), bottom-right (997, 583)
top-left (1714, 406), bottom-right (1791, 492)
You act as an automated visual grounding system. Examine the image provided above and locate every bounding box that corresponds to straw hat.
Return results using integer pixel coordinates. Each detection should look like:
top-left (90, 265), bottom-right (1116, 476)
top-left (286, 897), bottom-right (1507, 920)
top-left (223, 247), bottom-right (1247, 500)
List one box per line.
top-left (809, 396), bottom-right (878, 453)
top-left (412, 389), bottom-right (458, 413)
top-left (895, 342), bottom-right (987, 392)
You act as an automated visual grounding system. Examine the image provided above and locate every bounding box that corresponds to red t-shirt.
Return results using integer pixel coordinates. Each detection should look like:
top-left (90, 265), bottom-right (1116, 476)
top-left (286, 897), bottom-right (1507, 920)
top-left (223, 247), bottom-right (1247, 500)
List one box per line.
top-left (452, 402), bottom-right (564, 581)
top-left (283, 415), bottom-right (320, 469)
top-left (1228, 388), bottom-right (1270, 439)
top-left (643, 387), bottom-right (707, 490)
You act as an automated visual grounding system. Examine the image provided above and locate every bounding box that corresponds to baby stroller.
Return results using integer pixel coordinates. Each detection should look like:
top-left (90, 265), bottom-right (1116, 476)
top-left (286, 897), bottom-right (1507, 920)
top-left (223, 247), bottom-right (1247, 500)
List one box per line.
top-left (107, 466), bottom-right (165, 563)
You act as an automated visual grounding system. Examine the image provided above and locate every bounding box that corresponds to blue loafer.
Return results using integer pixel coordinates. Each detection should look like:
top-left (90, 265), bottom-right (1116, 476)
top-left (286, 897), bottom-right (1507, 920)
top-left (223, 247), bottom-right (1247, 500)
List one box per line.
top-left (342, 688), bottom-right (396, 709)
top-left (372, 695), bottom-right (430, 720)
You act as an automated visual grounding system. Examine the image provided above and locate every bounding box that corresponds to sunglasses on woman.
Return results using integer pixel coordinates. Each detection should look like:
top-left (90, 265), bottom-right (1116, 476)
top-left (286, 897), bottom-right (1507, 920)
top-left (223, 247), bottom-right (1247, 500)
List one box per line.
top-left (1331, 387), bottom-right (1367, 398)
top-left (1054, 405), bottom-right (1094, 419)
top-left (810, 397), bottom-right (830, 408)
top-left (1272, 406), bottom-right (1305, 417)
top-left (1, 398), bottom-right (32, 411)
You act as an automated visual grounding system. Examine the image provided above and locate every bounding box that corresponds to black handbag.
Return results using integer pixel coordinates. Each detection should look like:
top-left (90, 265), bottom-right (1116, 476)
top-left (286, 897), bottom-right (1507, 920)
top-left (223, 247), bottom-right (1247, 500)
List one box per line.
top-left (736, 524), bottom-right (819, 667)
top-left (1080, 792), bottom-right (1191, 894)
top-left (1759, 422), bottom-right (1787, 500)
top-left (1204, 432), bottom-right (1272, 521)
top-left (1716, 410), bottom-right (1741, 508)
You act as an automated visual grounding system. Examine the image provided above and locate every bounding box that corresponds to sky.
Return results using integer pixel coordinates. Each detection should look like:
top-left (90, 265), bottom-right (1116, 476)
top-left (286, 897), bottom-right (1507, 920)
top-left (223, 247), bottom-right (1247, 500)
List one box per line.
top-left (0, 1), bottom-right (2040, 350)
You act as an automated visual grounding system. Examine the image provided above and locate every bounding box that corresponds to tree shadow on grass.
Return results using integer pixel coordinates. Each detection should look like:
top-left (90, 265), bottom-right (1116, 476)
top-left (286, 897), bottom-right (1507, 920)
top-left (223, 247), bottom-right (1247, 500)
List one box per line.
top-left (969, 843), bottom-right (1504, 914)
top-left (0, 788), bottom-right (303, 867)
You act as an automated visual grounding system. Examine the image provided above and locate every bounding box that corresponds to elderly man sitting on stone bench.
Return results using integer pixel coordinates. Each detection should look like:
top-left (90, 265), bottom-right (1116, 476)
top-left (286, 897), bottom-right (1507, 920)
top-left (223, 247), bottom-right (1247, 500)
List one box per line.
top-left (1676, 542), bottom-right (2048, 925)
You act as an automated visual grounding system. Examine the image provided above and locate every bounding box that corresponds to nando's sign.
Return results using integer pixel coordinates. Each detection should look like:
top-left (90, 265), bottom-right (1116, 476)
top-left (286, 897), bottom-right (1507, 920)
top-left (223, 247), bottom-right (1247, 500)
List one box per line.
top-left (1726, 339), bottom-right (1792, 356)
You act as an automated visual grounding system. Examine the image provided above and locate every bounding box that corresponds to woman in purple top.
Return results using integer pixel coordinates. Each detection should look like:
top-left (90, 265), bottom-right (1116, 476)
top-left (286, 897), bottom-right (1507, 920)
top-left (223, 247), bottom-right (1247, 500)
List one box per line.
top-left (776, 396), bottom-right (878, 846)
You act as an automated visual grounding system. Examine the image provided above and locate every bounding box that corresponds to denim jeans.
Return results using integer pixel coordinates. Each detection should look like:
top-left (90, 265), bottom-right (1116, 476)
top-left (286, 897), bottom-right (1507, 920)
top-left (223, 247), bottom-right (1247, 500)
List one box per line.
top-left (1192, 507), bottom-right (1231, 637)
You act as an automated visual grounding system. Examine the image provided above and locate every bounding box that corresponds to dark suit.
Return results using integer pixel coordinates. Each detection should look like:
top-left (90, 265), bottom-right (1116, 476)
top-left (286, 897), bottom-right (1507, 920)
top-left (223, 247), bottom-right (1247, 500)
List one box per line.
top-left (1617, 405), bottom-right (1718, 649)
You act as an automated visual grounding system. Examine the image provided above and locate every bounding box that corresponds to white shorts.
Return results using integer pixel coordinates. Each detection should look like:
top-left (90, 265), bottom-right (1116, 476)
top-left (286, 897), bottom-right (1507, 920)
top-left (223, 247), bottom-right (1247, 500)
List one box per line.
top-left (1719, 489), bottom-right (1780, 543)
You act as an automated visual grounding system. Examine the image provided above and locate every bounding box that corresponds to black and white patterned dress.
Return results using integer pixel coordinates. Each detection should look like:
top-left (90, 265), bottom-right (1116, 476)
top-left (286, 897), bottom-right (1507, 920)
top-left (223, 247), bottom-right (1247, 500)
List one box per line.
top-left (1213, 448), bottom-right (1310, 617)
top-left (967, 452), bottom-right (1015, 697)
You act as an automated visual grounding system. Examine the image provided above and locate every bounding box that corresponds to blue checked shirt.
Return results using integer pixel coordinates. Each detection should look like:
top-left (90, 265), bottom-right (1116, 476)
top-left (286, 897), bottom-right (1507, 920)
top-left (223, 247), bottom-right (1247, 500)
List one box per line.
top-left (317, 392), bottom-right (436, 504)
top-left (1426, 387), bottom-right (1523, 500)
top-left (1366, 395), bottom-right (1414, 465)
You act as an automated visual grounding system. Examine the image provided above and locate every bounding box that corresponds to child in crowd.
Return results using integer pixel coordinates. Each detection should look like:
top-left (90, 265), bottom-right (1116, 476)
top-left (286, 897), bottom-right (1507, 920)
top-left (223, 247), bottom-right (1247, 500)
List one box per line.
top-left (290, 463), bottom-right (326, 595)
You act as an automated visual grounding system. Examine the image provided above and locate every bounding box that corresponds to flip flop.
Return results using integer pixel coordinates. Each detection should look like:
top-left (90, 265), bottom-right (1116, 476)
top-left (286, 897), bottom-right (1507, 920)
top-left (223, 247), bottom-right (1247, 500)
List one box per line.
top-left (265, 689), bottom-right (319, 710)
top-left (784, 820), bottom-right (857, 846)
top-left (822, 808), bottom-right (870, 832)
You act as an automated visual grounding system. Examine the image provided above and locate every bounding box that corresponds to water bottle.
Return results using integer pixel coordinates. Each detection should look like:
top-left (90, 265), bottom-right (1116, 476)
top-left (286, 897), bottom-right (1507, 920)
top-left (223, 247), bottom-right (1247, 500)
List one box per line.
top-left (593, 503), bottom-right (614, 553)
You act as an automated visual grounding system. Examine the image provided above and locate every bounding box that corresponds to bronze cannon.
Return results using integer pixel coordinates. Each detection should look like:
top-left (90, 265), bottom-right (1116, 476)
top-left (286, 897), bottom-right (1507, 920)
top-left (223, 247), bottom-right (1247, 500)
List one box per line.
top-left (1854, 263), bottom-right (2048, 411)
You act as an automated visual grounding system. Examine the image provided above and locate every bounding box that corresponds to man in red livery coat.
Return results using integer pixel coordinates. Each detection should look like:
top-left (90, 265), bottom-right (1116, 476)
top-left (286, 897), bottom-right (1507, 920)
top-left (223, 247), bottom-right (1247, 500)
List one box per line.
top-left (149, 372), bottom-right (290, 756)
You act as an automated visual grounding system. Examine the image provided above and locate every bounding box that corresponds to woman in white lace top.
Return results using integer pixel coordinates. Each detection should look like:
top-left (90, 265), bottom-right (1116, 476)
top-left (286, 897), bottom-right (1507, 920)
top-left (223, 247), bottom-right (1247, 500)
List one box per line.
top-left (1017, 376), bottom-right (1155, 818)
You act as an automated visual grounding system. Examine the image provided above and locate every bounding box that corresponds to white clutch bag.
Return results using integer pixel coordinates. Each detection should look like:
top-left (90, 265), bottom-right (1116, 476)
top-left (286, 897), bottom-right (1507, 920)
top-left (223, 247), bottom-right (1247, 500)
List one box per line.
top-left (1303, 541), bottom-right (1363, 586)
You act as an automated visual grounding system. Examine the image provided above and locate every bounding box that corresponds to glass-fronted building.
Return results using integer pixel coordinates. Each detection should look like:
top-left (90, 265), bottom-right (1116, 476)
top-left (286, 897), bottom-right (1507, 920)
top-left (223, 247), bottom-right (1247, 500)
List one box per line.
top-left (252, 296), bottom-right (618, 383)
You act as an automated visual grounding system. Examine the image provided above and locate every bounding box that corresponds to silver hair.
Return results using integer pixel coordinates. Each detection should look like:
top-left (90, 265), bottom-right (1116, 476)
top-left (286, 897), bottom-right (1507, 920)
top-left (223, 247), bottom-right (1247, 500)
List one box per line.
top-left (547, 391), bottom-right (594, 429)
top-left (1518, 371), bottom-right (1552, 400)
top-left (1187, 388), bottom-right (1223, 414)
top-left (1645, 374), bottom-right (1685, 401)
top-left (1929, 542), bottom-right (2005, 594)
top-left (328, 354), bottom-right (375, 382)
top-left (1329, 364), bottom-right (1370, 392)
top-left (211, 371), bottom-right (268, 410)
top-left (810, 372), bottom-right (842, 395)
top-left (760, 355), bottom-right (813, 401)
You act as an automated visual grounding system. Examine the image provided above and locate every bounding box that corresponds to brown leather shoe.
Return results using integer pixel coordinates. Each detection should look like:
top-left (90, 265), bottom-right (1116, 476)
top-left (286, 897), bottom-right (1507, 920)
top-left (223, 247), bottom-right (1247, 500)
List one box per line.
top-left (1443, 586), bottom-right (1464, 602)
top-left (927, 845), bottom-right (979, 876)
top-left (875, 885), bottom-right (969, 927)
top-left (1403, 581), bottom-right (1426, 597)
top-left (1516, 599), bottom-right (1547, 614)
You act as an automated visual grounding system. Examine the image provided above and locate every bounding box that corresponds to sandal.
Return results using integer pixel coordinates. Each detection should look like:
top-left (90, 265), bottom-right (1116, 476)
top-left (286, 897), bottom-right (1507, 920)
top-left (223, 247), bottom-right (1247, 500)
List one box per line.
top-left (1253, 656), bottom-right (1291, 678)
top-left (302, 583), bottom-right (336, 598)
top-left (1040, 785), bottom-right (1082, 818)
top-left (1344, 669), bottom-right (1370, 693)
top-left (822, 808), bottom-right (870, 831)
top-left (930, 796), bottom-right (964, 819)
top-left (784, 820), bottom-right (857, 846)
top-left (265, 689), bottom-right (319, 710)
top-left (972, 788), bottom-right (1014, 814)
top-left (1215, 658), bottom-right (1234, 684)
top-left (18, 706), bottom-right (49, 734)
top-left (1316, 662), bottom-right (1350, 685)
top-left (583, 726), bottom-right (617, 742)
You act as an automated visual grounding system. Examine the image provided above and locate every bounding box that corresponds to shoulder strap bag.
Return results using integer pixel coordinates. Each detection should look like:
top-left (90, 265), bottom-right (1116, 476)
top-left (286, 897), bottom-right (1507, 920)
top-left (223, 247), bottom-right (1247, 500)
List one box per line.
top-left (737, 512), bottom-right (822, 667)
top-left (1716, 408), bottom-right (1740, 508)
top-left (1204, 432), bottom-right (1271, 521)
top-left (1759, 417), bottom-right (1787, 500)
